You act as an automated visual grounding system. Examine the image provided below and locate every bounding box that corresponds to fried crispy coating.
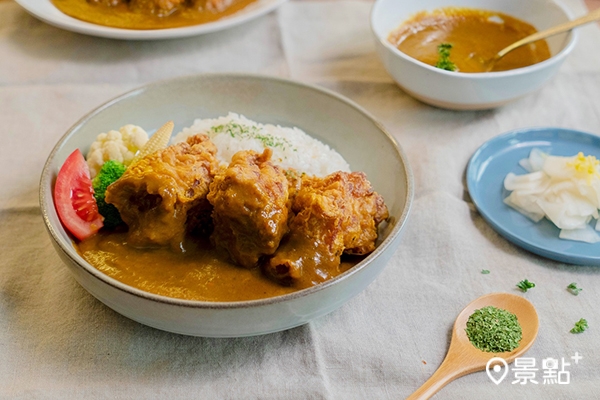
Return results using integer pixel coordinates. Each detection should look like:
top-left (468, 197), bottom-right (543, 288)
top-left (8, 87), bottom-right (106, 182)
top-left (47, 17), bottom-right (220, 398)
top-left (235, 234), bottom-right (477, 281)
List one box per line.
top-left (264, 171), bottom-right (388, 287)
top-left (87, 0), bottom-right (123, 7)
top-left (129, 0), bottom-right (186, 15)
top-left (127, 0), bottom-right (231, 15)
top-left (105, 134), bottom-right (218, 250)
top-left (87, 0), bottom-right (233, 16)
top-left (207, 149), bottom-right (289, 269)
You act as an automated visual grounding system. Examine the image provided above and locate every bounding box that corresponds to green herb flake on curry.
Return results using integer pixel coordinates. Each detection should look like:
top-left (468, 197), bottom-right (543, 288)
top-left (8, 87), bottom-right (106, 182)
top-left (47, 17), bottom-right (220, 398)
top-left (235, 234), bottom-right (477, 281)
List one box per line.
top-left (435, 43), bottom-right (457, 72)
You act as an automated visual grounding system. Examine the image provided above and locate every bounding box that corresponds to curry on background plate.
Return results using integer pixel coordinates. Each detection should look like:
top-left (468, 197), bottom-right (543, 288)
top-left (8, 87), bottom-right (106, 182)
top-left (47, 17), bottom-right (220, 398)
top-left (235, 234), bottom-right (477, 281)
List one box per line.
top-left (52, 0), bottom-right (258, 29)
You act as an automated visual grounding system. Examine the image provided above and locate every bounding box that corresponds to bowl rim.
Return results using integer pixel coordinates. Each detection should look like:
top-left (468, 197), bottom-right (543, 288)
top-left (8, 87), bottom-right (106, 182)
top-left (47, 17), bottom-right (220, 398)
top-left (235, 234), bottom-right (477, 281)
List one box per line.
top-left (39, 72), bottom-right (414, 310)
top-left (369, 0), bottom-right (578, 78)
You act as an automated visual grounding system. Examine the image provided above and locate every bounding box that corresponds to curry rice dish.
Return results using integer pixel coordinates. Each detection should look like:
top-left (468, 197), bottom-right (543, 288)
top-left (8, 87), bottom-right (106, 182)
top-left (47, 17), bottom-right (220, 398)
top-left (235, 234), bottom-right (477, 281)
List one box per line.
top-left (75, 121), bottom-right (389, 302)
top-left (52, 0), bottom-right (257, 29)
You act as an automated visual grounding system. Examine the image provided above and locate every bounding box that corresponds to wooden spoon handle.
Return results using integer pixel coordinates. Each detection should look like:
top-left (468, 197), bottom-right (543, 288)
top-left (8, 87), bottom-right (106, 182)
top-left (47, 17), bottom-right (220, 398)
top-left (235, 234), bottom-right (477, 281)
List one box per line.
top-left (406, 356), bottom-right (470, 400)
top-left (497, 7), bottom-right (600, 58)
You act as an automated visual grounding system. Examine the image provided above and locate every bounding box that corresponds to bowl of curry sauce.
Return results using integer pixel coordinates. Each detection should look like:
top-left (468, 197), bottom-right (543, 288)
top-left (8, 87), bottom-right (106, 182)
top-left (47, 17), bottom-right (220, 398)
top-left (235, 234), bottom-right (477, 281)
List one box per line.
top-left (371, 0), bottom-right (577, 110)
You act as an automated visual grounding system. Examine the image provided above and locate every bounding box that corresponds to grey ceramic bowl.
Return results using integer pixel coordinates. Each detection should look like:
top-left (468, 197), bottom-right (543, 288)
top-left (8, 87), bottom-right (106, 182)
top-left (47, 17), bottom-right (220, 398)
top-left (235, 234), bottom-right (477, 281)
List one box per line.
top-left (40, 74), bottom-right (413, 337)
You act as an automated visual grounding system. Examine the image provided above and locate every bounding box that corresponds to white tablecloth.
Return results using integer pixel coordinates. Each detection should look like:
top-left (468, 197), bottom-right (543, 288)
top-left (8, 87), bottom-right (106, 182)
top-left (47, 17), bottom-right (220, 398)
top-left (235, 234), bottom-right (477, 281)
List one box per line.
top-left (1, 0), bottom-right (600, 398)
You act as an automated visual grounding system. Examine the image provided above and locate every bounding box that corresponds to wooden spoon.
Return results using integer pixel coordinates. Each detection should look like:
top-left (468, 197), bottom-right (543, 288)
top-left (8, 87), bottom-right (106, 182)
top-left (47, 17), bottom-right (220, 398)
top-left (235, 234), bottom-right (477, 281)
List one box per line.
top-left (484, 7), bottom-right (600, 71)
top-left (407, 292), bottom-right (539, 400)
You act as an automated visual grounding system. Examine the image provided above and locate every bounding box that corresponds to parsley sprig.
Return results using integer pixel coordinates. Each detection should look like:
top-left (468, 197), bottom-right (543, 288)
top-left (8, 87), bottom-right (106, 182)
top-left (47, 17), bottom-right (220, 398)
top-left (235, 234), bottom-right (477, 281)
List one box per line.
top-left (571, 318), bottom-right (588, 334)
top-left (567, 282), bottom-right (583, 295)
top-left (516, 279), bottom-right (536, 292)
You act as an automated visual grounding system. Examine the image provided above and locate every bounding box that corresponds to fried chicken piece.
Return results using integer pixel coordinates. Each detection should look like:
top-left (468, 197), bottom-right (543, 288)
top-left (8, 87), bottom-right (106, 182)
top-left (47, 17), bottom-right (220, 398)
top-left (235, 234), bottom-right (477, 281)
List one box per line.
top-left (91, 0), bottom-right (233, 14)
top-left (284, 169), bottom-right (303, 198)
top-left (105, 134), bottom-right (218, 251)
top-left (87, 0), bottom-right (123, 6)
top-left (130, 0), bottom-right (187, 16)
top-left (264, 171), bottom-right (388, 287)
top-left (342, 172), bottom-right (389, 255)
top-left (207, 149), bottom-right (289, 269)
top-left (203, 0), bottom-right (233, 12)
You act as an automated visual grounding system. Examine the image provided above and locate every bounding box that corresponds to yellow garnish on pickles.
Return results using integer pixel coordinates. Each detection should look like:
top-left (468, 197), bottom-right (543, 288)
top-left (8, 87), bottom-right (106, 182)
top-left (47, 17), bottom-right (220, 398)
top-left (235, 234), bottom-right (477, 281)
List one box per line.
top-left (567, 152), bottom-right (600, 185)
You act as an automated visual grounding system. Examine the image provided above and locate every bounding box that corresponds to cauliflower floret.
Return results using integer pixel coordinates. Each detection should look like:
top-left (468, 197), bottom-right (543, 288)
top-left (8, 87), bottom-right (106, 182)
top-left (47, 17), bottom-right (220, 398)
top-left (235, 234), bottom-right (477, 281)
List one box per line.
top-left (86, 125), bottom-right (149, 178)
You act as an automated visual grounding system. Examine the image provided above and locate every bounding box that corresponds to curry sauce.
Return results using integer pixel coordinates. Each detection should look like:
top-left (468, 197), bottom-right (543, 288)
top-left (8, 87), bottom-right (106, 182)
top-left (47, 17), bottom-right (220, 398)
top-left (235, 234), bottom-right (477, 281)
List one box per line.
top-left (76, 231), bottom-right (358, 302)
top-left (388, 8), bottom-right (552, 73)
top-left (51, 0), bottom-right (257, 30)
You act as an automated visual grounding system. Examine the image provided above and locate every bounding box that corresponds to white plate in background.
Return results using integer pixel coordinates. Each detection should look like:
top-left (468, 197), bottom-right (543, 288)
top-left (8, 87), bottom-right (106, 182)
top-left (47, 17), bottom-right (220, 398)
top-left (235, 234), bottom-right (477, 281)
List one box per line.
top-left (15, 0), bottom-right (286, 40)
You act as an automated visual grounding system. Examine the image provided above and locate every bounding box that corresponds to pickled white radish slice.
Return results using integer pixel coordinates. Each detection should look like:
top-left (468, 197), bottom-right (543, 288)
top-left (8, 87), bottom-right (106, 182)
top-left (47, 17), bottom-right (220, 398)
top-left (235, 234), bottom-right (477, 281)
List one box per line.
top-left (559, 225), bottom-right (600, 243)
top-left (504, 149), bottom-right (600, 243)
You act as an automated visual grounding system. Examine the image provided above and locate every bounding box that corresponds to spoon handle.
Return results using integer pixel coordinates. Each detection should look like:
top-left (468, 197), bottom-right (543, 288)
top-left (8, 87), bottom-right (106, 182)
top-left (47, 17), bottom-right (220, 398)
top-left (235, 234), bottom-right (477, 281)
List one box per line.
top-left (497, 7), bottom-right (600, 59)
top-left (406, 354), bottom-right (474, 400)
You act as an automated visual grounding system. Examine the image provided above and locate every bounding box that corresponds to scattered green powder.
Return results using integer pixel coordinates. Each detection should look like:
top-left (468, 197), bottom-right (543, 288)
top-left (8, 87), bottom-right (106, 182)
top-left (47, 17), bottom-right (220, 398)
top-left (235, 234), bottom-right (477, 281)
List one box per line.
top-left (209, 122), bottom-right (295, 151)
top-left (516, 279), bottom-right (536, 292)
top-left (571, 318), bottom-right (588, 334)
top-left (465, 306), bottom-right (522, 353)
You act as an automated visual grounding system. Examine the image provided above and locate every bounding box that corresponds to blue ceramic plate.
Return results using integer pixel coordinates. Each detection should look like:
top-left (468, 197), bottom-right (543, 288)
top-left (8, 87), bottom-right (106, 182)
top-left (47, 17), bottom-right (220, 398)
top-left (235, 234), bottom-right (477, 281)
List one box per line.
top-left (467, 127), bottom-right (600, 266)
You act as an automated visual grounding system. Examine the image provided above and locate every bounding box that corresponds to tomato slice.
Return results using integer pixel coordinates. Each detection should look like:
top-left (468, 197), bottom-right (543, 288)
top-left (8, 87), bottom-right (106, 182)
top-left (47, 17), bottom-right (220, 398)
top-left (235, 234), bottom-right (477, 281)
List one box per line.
top-left (54, 149), bottom-right (104, 240)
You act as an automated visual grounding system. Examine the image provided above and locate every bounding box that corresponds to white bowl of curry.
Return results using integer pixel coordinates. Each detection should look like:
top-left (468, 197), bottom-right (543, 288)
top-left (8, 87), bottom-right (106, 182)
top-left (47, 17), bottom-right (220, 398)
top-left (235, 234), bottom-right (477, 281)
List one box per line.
top-left (371, 0), bottom-right (577, 110)
top-left (39, 73), bottom-right (413, 337)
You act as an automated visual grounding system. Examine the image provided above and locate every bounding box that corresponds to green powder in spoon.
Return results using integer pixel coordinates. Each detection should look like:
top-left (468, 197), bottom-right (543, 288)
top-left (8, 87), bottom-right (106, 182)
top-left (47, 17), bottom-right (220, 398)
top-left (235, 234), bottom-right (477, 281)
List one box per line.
top-left (465, 306), bottom-right (522, 353)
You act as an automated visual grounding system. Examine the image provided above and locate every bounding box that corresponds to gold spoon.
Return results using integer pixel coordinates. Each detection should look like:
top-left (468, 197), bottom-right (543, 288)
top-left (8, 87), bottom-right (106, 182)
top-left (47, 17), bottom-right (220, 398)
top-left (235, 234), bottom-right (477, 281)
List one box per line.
top-left (484, 7), bottom-right (600, 71)
top-left (407, 292), bottom-right (539, 400)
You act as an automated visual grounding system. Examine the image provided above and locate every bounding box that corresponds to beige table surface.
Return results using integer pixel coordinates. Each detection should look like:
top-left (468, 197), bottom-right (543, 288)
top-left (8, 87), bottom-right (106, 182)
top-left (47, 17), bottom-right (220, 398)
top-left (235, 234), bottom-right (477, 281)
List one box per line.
top-left (1, 0), bottom-right (600, 399)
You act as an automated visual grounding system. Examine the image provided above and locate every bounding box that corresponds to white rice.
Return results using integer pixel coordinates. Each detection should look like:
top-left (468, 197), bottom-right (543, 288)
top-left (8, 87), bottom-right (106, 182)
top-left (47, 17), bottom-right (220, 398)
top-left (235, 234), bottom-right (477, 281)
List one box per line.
top-left (172, 113), bottom-right (350, 177)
